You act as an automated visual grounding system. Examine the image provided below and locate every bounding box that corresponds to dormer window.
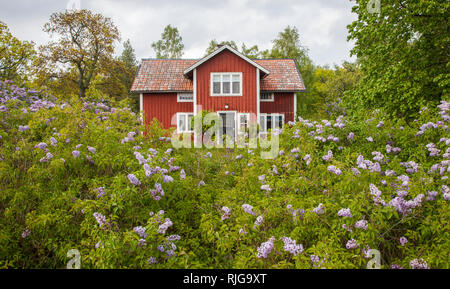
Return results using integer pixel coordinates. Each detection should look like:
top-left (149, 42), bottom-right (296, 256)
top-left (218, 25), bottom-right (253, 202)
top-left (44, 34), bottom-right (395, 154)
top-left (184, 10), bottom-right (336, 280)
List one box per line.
top-left (211, 73), bottom-right (242, 96)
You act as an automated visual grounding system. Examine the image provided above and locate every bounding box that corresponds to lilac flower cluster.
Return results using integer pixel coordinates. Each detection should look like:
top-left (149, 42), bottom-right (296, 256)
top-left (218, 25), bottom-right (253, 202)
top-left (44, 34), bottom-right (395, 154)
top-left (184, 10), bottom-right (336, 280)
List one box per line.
top-left (322, 150), bottom-right (333, 162)
top-left (303, 154), bottom-right (311, 166)
top-left (157, 218), bottom-right (173, 234)
top-left (221, 206), bottom-right (231, 221)
top-left (21, 228), bottom-right (31, 238)
top-left (150, 183), bottom-right (164, 201)
top-left (96, 187), bottom-right (106, 198)
top-left (133, 226), bottom-right (148, 238)
top-left (409, 258), bottom-right (429, 269)
top-left (327, 165), bottom-right (342, 176)
top-left (281, 237), bottom-right (303, 256)
top-left (355, 219), bottom-right (368, 230)
top-left (286, 204), bottom-right (305, 222)
top-left (386, 144), bottom-right (401, 154)
top-left (256, 237), bottom-right (275, 258)
top-left (313, 203), bottom-right (325, 215)
top-left (400, 161), bottom-right (419, 174)
top-left (127, 174), bottom-right (141, 186)
top-left (400, 236), bottom-right (408, 246)
top-left (253, 215), bottom-right (263, 229)
top-left (93, 212), bottom-right (107, 227)
top-left (337, 208), bottom-right (352, 218)
top-left (242, 204), bottom-right (256, 216)
top-left (346, 239), bottom-right (359, 249)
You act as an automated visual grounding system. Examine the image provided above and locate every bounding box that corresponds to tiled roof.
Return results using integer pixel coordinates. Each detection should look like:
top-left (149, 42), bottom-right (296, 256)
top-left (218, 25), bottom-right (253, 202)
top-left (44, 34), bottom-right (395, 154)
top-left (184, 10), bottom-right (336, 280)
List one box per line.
top-left (131, 58), bottom-right (305, 93)
top-left (131, 59), bottom-right (197, 92)
top-left (255, 59), bottom-right (305, 91)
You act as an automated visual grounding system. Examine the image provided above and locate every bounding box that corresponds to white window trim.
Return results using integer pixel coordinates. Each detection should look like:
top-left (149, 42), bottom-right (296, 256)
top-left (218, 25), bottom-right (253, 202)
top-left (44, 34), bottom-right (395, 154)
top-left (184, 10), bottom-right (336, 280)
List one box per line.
top-left (259, 113), bottom-right (284, 134)
top-left (210, 72), bottom-right (243, 96)
top-left (177, 92), bottom-right (194, 102)
top-left (260, 92), bottom-right (274, 102)
top-left (176, 112), bottom-right (194, 133)
top-left (237, 113), bottom-right (250, 135)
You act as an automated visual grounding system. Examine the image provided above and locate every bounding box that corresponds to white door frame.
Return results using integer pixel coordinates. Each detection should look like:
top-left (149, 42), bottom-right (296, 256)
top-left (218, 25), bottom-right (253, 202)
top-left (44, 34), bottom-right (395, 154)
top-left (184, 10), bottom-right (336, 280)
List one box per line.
top-left (216, 110), bottom-right (237, 144)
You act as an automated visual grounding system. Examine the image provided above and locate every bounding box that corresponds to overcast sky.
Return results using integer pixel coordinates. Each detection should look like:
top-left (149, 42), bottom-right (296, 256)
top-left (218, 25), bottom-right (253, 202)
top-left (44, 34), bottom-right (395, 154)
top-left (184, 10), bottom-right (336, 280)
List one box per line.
top-left (0, 0), bottom-right (357, 66)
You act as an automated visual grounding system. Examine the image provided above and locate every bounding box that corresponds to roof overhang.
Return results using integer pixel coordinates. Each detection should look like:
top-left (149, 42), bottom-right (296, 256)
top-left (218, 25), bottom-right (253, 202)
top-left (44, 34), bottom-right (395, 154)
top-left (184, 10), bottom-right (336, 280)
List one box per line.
top-left (183, 45), bottom-right (270, 76)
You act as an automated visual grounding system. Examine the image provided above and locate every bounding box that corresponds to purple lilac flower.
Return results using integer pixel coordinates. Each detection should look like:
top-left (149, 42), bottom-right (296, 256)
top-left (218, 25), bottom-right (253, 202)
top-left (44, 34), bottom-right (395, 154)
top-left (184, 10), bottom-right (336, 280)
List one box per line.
top-left (347, 132), bottom-right (354, 141)
top-left (242, 204), bottom-right (256, 216)
top-left (127, 174), bottom-right (141, 186)
top-left (72, 150), bottom-right (81, 158)
top-left (19, 125), bottom-right (29, 132)
top-left (93, 212), bottom-right (107, 227)
top-left (409, 258), bottom-right (429, 269)
top-left (261, 184), bottom-right (271, 192)
top-left (346, 239), bottom-right (359, 249)
top-left (180, 169), bottom-right (186, 180)
top-left (258, 175), bottom-right (265, 181)
top-left (163, 175), bottom-right (174, 183)
top-left (313, 203), bottom-right (324, 215)
top-left (35, 142), bottom-right (47, 150)
top-left (355, 219), bottom-right (368, 230)
top-left (327, 165), bottom-right (342, 176)
top-left (337, 208), bottom-right (352, 218)
top-left (391, 264), bottom-right (404, 269)
top-left (426, 191), bottom-right (438, 201)
top-left (197, 180), bottom-right (205, 186)
top-left (133, 226), bottom-right (148, 238)
top-left (158, 218), bottom-right (173, 234)
top-left (366, 136), bottom-right (373, 142)
top-left (400, 236), bottom-right (408, 246)
top-left (239, 228), bottom-right (248, 235)
top-left (311, 255), bottom-right (320, 263)
top-left (281, 237), bottom-right (303, 256)
top-left (50, 137), bottom-right (57, 146)
top-left (322, 150), bottom-right (333, 161)
top-left (147, 257), bottom-right (158, 264)
top-left (256, 237), bottom-right (275, 258)
top-left (253, 215), bottom-right (263, 228)
top-left (96, 187), bottom-right (105, 198)
top-left (221, 206), bottom-right (231, 221)
top-left (303, 154), bottom-right (311, 166)
top-left (21, 228), bottom-right (31, 238)
top-left (87, 146), bottom-right (96, 154)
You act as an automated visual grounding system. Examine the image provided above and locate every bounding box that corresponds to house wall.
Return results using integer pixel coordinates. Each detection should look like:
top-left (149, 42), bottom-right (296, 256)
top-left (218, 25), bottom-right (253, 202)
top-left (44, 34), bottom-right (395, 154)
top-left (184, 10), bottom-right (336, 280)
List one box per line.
top-left (260, 92), bottom-right (295, 122)
top-left (196, 50), bottom-right (257, 115)
top-left (142, 93), bottom-right (193, 129)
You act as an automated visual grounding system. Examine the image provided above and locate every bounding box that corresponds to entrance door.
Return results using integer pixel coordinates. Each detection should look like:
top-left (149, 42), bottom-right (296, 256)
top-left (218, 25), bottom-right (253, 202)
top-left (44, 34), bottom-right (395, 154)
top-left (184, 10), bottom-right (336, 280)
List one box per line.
top-left (218, 112), bottom-right (236, 142)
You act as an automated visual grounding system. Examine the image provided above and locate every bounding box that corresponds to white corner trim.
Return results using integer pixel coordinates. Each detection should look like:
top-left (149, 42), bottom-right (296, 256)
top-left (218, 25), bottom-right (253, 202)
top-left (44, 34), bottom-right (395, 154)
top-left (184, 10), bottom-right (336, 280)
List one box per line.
top-left (193, 69), bottom-right (197, 115)
top-left (183, 45), bottom-right (270, 75)
top-left (139, 93), bottom-right (143, 112)
top-left (256, 68), bottom-right (260, 124)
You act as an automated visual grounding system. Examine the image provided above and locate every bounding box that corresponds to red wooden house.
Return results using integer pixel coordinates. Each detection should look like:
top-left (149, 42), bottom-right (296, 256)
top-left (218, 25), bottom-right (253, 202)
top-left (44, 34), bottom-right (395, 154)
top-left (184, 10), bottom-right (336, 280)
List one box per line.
top-left (131, 45), bottom-right (305, 139)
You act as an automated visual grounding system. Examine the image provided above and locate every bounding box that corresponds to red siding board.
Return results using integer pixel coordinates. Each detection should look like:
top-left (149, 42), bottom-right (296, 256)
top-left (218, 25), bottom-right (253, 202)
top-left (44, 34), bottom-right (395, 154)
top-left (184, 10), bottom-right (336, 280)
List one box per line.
top-left (143, 93), bottom-right (193, 129)
top-left (260, 93), bottom-right (295, 122)
top-left (196, 50), bottom-right (257, 114)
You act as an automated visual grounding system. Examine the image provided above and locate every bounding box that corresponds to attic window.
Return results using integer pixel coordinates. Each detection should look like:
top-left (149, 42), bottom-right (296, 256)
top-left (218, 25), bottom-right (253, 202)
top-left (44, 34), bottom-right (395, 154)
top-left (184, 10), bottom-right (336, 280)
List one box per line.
top-left (177, 93), bottom-right (193, 102)
top-left (260, 92), bottom-right (274, 102)
top-left (211, 73), bottom-right (242, 96)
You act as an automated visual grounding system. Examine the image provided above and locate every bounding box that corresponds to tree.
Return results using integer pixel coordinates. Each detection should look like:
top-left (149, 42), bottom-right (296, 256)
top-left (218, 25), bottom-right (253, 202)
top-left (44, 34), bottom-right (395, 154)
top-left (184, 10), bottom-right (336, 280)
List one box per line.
top-left (346, 0), bottom-right (449, 118)
top-left (120, 39), bottom-right (137, 68)
top-left (0, 21), bottom-right (35, 82)
top-left (240, 43), bottom-right (261, 59)
top-left (204, 40), bottom-right (238, 56)
top-left (264, 26), bottom-right (316, 118)
top-left (37, 9), bottom-right (120, 98)
top-left (151, 25), bottom-right (184, 58)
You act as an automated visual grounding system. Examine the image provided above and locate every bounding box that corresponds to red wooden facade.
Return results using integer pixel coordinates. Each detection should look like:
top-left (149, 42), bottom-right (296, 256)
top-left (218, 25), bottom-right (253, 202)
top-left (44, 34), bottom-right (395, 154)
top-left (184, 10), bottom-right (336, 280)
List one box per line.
top-left (142, 93), bottom-right (193, 129)
top-left (196, 49), bottom-right (257, 114)
top-left (260, 93), bottom-right (295, 123)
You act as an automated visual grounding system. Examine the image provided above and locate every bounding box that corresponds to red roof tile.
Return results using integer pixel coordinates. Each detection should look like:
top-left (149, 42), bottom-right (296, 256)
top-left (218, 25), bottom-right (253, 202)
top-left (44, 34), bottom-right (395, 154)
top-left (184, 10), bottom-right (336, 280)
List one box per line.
top-left (131, 58), bottom-right (305, 93)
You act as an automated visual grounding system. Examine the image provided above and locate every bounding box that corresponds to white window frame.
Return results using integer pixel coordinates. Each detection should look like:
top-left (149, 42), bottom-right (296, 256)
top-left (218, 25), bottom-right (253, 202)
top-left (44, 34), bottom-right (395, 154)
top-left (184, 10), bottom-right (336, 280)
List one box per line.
top-left (177, 92), bottom-right (193, 102)
top-left (259, 113), bottom-right (284, 134)
top-left (260, 92), bottom-right (274, 102)
top-left (176, 112), bottom-right (194, 133)
top-left (237, 113), bottom-right (250, 135)
top-left (210, 72), bottom-right (242, 96)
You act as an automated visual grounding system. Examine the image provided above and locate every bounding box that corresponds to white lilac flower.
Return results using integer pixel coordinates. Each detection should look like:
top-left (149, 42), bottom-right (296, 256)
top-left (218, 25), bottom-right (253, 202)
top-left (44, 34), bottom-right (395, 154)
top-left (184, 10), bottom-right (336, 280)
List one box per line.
top-left (261, 184), bottom-right (271, 192)
top-left (256, 237), bottom-right (275, 258)
top-left (127, 174), bottom-right (141, 186)
top-left (355, 219), bottom-right (368, 230)
top-left (337, 208), bottom-right (352, 218)
top-left (180, 169), bottom-right (186, 180)
top-left (281, 237), bottom-right (303, 256)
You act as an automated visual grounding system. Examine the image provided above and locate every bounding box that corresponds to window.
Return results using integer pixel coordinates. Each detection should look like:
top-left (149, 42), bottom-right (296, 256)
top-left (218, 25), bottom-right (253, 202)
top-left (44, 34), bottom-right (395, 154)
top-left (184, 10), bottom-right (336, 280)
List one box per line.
top-left (211, 73), bottom-right (242, 96)
top-left (259, 113), bottom-right (284, 133)
top-left (260, 92), bottom-right (274, 102)
top-left (177, 93), bottom-right (193, 102)
top-left (238, 113), bottom-right (249, 135)
top-left (177, 113), bottom-right (194, 133)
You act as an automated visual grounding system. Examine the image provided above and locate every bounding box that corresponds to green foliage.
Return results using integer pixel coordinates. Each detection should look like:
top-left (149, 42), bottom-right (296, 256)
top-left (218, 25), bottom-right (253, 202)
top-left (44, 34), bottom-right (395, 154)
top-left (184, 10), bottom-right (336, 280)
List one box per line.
top-left (346, 0), bottom-right (450, 119)
top-left (1, 80), bottom-right (448, 269)
top-left (152, 25), bottom-right (184, 59)
top-left (0, 21), bottom-right (36, 83)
